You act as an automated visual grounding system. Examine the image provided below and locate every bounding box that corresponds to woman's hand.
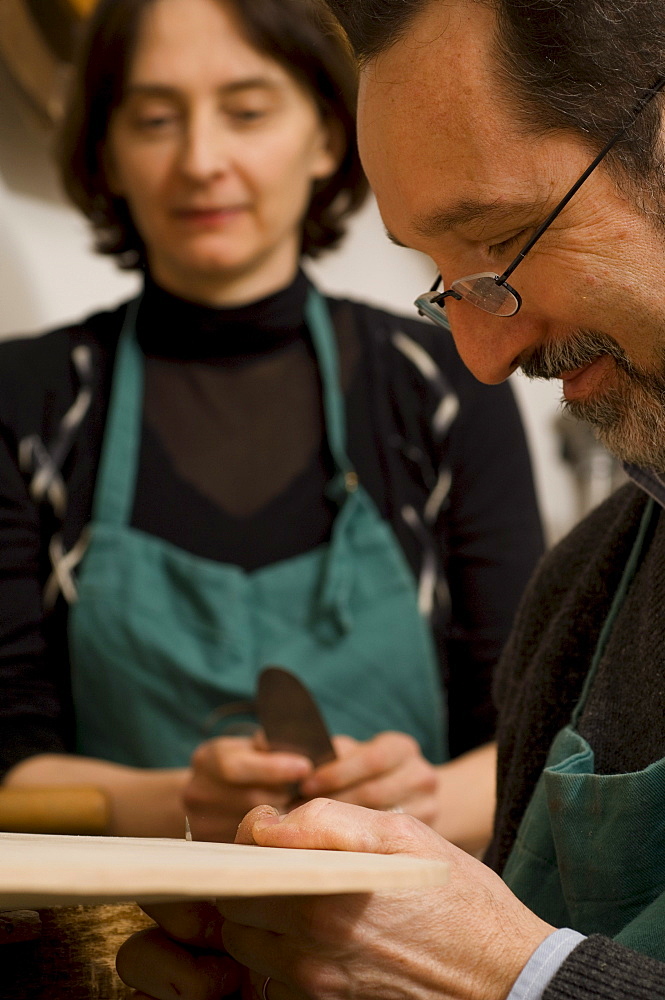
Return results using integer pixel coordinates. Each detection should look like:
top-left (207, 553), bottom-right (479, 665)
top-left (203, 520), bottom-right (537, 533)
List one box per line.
top-left (116, 799), bottom-right (554, 1000)
top-left (299, 732), bottom-right (439, 825)
top-left (185, 731), bottom-right (497, 851)
top-left (183, 734), bottom-right (313, 842)
top-left (431, 742), bottom-right (497, 855)
top-left (299, 735), bottom-right (497, 856)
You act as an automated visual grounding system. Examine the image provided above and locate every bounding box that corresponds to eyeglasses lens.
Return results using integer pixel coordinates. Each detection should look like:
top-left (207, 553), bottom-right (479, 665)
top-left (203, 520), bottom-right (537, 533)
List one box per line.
top-left (451, 274), bottom-right (520, 317)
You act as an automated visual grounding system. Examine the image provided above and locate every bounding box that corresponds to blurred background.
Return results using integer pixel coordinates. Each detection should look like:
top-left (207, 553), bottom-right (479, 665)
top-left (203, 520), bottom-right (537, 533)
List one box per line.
top-left (0, 0), bottom-right (626, 545)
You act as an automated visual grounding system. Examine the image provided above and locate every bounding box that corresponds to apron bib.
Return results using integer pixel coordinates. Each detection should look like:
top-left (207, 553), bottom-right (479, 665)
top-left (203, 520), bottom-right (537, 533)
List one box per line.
top-left (68, 289), bottom-right (447, 768)
top-left (502, 497), bottom-right (665, 960)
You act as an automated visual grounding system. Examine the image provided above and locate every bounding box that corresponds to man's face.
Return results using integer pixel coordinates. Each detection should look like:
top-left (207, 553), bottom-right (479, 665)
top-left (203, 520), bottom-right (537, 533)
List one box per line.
top-left (358, 0), bottom-right (665, 470)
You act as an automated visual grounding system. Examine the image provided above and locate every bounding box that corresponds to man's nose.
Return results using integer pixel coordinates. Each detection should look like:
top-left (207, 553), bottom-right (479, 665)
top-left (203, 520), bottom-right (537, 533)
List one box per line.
top-left (443, 298), bottom-right (543, 384)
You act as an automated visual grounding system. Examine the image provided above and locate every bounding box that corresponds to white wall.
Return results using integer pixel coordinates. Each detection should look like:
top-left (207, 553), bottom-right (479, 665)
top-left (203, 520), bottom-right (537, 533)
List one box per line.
top-left (0, 70), bottom-right (579, 543)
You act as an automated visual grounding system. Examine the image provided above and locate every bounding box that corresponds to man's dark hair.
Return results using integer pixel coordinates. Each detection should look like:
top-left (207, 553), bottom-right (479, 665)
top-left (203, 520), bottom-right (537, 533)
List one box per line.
top-left (58, 0), bottom-right (368, 268)
top-left (324, 0), bottom-right (665, 189)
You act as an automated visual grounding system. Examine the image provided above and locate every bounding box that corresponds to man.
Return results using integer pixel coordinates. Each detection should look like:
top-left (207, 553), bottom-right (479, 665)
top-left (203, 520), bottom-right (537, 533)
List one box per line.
top-left (117, 1), bottom-right (665, 997)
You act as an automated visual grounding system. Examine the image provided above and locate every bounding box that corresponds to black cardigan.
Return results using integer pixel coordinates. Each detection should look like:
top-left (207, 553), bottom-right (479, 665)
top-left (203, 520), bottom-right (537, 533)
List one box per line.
top-left (0, 291), bottom-right (543, 774)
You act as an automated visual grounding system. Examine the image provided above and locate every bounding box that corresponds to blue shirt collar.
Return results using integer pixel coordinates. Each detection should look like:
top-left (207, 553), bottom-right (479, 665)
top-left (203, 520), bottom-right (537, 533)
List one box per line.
top-left (624, 462), bottom-right (665, 509)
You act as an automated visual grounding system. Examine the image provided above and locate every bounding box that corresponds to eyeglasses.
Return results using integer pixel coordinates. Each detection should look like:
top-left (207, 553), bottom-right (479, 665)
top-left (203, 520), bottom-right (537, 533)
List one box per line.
top-left (415, 74), bottom-right (665, 327)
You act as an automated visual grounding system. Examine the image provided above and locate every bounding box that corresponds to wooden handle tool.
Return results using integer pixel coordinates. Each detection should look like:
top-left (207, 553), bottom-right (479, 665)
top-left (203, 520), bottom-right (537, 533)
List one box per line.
top-left (0, 786), bottom-right (109, 835)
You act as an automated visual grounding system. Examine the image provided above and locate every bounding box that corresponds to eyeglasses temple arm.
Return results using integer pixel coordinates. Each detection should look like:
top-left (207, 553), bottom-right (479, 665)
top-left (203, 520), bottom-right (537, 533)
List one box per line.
top-left (497, 74), bottom-right (665, 286)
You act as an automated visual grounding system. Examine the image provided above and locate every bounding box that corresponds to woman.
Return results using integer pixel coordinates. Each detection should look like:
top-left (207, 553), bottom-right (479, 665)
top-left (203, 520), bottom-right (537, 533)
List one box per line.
top-left (0, 0), bottom-right (543, 850)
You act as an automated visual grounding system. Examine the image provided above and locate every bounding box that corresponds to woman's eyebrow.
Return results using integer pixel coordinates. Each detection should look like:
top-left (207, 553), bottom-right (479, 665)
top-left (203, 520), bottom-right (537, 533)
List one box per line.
top-left (124, 78), bottom-right (282, 99)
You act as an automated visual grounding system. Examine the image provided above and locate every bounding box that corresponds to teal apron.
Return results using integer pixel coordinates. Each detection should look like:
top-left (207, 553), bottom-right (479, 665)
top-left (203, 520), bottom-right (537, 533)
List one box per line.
top-left (68, 289), bottom-right (446, 768)
top-left (502, 497), bottom-right (665, 960)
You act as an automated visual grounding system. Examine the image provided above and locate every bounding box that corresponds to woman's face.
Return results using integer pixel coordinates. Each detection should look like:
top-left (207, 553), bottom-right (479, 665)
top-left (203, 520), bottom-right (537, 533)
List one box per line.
top-left (105, 0), bottom-right (339, 304)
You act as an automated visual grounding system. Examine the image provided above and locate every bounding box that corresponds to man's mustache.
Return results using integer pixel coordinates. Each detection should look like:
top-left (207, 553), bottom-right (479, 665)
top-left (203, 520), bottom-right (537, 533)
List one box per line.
top-left (520, 330), bottom-right (631, 381)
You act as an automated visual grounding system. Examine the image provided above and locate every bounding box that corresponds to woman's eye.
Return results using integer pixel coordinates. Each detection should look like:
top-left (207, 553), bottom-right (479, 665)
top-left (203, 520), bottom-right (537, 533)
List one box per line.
top-left (133, 112), bottom-right (179, 131)
top-left (230, 109), bottom-right (266, 123)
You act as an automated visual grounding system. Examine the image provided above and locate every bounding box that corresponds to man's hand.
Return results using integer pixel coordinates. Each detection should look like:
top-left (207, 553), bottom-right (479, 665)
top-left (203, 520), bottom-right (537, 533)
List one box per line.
top-left (116, 900), bottom-right (241, 1000)
top-left (216, 799), bottom-right (553, 1000)
top-left (117, 799), bottom-right (554, 1000)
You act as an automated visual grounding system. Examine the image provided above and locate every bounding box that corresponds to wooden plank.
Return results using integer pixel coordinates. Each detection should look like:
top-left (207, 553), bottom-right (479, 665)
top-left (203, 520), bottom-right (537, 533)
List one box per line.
top-left (0, 832), bottom-right (448, 908)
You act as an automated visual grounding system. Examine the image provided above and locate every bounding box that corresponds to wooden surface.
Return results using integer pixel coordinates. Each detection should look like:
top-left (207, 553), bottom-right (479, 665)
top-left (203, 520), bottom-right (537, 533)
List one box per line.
top-left (1, 904), bottom-right (154, 1000)
top-left (0, 832), bottom-right (448, 908)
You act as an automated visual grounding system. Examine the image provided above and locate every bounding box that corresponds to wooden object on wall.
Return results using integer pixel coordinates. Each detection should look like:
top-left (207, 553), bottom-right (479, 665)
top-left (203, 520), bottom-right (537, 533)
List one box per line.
top-left (0, 0), bottom-right (67, 122)
top-left (0, 0), bottom-right (97, 125)
top-left (68, 0), bottom-right (97, 14)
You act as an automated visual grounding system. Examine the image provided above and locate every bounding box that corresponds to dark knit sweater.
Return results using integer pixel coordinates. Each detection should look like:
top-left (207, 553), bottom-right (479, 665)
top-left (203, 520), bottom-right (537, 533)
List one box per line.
top-left (487, 482), bottom-right (665, 998)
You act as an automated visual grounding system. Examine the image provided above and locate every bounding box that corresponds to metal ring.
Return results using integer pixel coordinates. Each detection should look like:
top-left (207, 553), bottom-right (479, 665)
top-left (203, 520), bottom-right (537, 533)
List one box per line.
top-left (262, 976), bottom-right (271, 1000)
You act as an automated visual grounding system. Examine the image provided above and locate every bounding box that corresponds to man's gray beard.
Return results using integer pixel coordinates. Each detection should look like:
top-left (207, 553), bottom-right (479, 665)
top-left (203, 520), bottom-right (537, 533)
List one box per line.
top-left (520, 330), bottom-right (665, 473)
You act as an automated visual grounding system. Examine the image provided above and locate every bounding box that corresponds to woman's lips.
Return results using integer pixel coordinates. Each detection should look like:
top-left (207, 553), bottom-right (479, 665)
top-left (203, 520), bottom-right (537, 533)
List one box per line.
top-left (173, 206), bottom-right (247, 227)
top-left (560, 354), bottom-right (614, 401)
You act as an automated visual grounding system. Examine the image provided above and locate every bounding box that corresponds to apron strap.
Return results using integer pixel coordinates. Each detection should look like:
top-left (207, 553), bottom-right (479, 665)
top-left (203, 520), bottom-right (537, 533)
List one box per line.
top-left (304, 289), bottom-right (357, 501)
top-left (571, 495), bottom-right (657, 727)
top-left (91, 298), bottom-right (143, 527)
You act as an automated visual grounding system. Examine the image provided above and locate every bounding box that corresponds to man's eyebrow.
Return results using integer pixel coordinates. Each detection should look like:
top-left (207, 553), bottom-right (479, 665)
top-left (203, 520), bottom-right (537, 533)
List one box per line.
top-left (410, 198), bottom-right (547, 239)
top-left (124, 78), bottom-right (281, 99)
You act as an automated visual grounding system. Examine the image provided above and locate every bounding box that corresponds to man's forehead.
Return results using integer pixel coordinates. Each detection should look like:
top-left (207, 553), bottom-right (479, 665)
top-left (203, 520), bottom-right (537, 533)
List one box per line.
top-left (356, 2), bottom-right (514, 184)
top-left (355, 0), bottom-right (566, 246)
top-left (357, 15), bottom-right (517, 233)
top-left (357, 1), bottom-right (500, 128)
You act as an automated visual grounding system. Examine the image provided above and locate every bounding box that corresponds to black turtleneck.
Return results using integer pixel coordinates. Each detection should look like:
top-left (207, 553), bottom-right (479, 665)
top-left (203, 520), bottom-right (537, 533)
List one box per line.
top-left (132, 271), bottom-right (357, 570)
top-left (136, 269), bottom-right (311, 361)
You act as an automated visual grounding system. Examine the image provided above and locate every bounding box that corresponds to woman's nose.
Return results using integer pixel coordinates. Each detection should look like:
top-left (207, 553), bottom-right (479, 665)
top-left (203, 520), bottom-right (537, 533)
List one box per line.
top-left (443, 298), bottom-right (544, 384)
top-left (179, 111), bottom-right (230, 180)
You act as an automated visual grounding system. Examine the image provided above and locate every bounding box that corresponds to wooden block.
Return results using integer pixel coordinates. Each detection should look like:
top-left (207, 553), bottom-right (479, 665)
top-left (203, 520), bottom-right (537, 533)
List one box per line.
top-left (0, 909), bottom-right (42, 944)
top-left (0, 831), bottom-right (448, 908)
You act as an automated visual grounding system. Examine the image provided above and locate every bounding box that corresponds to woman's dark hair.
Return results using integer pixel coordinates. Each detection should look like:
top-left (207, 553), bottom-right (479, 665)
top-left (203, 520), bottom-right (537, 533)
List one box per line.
top-left (58, 0), bottom-right (368, 267)
top-left (324, 0), bottom-right (665, 191)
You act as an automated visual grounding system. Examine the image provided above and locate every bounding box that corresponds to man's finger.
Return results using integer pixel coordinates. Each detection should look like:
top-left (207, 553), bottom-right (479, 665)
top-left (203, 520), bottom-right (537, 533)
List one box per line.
top-left (116, 927), bottom-right (241, 1000)
top-left (235, 804), bottom-right (283, 845)
top-left (249, 798), bottom-right (444, 857)
top-left (139, 901), bottom-right (227, 950)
